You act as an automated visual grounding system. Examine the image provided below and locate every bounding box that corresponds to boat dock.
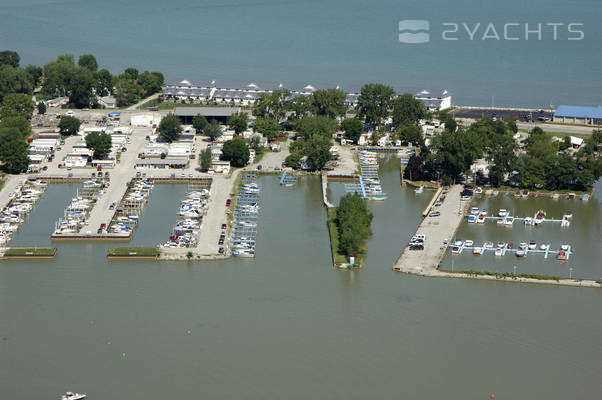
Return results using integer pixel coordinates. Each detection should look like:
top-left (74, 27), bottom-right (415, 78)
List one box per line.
top-left (394, 185), bottom-right (470, 274)
top-left (229, 172), bottom-right (261, 257)
top-left (450, 242), bottom-right (572, 260)
top-left (470, 212), bottom-right (571, 227)
top-left (279, 171), bottom-right (297, 186)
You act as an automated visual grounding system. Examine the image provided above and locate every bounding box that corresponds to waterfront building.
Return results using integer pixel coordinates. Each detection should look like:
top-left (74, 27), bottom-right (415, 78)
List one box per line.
top-left (553, 105), bottom-right (602, 125)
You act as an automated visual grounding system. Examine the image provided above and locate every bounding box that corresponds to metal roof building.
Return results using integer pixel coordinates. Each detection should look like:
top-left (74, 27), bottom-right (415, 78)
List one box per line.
top-left (172, 107), bottom-right (241, 124)
top-left (553, 105), bottom-right (602, 125)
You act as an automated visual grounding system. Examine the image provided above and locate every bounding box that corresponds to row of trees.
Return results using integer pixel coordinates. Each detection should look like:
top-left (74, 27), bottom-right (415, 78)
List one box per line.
top-left (404, 117), bottom-right (601, 191)
top-left (334, 193), bottom-right (374, 257)
top-left (0, 91), bottom-right (36, 173)
top-left (0, 50), bottom-right (164, 108)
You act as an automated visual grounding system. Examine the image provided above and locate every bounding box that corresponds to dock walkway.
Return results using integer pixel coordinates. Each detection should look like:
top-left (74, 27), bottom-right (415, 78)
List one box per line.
top-left (394, 185), bottom-right (469, 273)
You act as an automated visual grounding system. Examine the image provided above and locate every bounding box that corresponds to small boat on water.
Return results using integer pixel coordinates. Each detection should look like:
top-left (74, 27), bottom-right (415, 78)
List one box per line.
top-left (473, 247), bottom-right (481, 255)
top-left (477, 214), bottom-right (486, 223)
top-left (468, 215), bottom-right (477, 223)
top-left (415, 186), bottom-right (424, 194)
top-left (564, 212), bottom-right (573, 219)
top-left (465, 240), bottom-right (474, 247)
top-left (498, 209), bottom-right (509, 217)
top-left (524, 217), bottom-right (532, 225)
top-left (497, 218), bottom-right (505, 225)
top-left (61, 392), bottom-right (86, 400)
top-left (539, 244), bottom-right (548, 250)
top-left (552, 193), bottom-right (560, 200)
top-left (503, 216), bottom-right (514, 225)
top-left (508, 242), bottom-right (514, 249)
top-left (557, 250), bottom-right (568, 260)
top-left (560, 244), bottom-right (569, 251)
top-left (516, 249), bottom-right (526, 257)
top-left (454, 239), bottom-right (463, 246)
top-left (475, 187), bottom-right (483, 194)
top-left (485, 241), bottom-right (494, 248)
top-left (534, 210), bottom-right (546, 225)
top-left (470, 207), bottom-right (480, 215)
top-left (497, 241), bottom-right (506, 248)
top-left (567, 193), bottom-right (576, 200)
top-left (451, 246), bottom-right (460, 254)
top-left (581, 193), bottom-right (589, 201)
top-left (519, 242), bottom-right (528, 250)
top-left (528, 241), bottom-right (537, 250)
top-left (495, 248), bottom-right (503, 256)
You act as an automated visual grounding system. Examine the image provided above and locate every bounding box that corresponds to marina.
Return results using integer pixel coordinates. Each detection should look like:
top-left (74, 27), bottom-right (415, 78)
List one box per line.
top-left (279, 170), bottom-right (298, 187)
top-left (53, 180), bottom-right (107, 236)
top-left (230, 172), bottom-right (262, 257)
top-left (160, 183), bottom-right (210, 249)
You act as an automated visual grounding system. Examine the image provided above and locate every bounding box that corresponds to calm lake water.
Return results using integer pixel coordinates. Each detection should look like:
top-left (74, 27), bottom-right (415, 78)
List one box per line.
top-left (1, 160), bottom-right (601, 399)
top-left (1, 0), bottom-right (601, 107)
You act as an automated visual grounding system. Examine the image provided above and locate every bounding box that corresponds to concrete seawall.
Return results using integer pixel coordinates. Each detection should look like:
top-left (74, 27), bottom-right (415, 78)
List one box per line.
top-left (394, 185), bottom-right (468, 274)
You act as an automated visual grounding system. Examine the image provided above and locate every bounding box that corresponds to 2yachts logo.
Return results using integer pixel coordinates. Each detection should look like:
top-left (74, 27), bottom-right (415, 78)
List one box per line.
top-left (399, 21), bottom-right (585, 43)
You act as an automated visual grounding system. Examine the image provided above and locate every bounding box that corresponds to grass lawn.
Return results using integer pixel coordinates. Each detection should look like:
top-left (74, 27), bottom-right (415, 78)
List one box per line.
top-left (108, 247), bottom-right (158, 256)
top-left (5, 247), bottom-right (56, 256)
top-left (327, 208), bottom-right (364, 266)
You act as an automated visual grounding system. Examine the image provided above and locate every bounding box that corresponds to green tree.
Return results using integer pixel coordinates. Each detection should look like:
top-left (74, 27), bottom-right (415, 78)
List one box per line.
top-left (335, 193), bottom-right (373, 256)
top-left (95, 69), bottom-right (114, 96)
top-left (158, 113), bottom-right (182, 143)
top-left (0, 65), bottom-right (32, 101)
top-left (37, 101), bottom-right (46, 115)
top-left (254, 117), bottom-right (280, 141)
top-left (24, 65), bottom-right (43, 87)
top-left (294, 115), bottom-right (338, 140)
top-left (115, 77), bottom-right (144, 107)
top-left (249, 135), bottom-right (263, 152)
top-left (204, 120), bottom-right (222, 141)
top-left (138, 71), bottom-right (164, 96)
top-left (0, 137), bottom-right (29, 173)
top-left (85, 131), bottom-right (112, 159)
top-left (192, 114), bottom-right (208, 133)
top-left (340, 118), bottom-right (363, 143)
top-left (199, 147), bottom-right (213, 171)
top-left (228, 112), bottom-right (249, 134)
top-left (69, 67), bottom-right (95, 108)
top-left (221, 137), bottom-right (250, 167)
top-left (0, 93), bottom-right (34, 119)
top-left (304, 134), bottom-right (332, 171)
top-left (58, 116), bottom-right (81, 135)
top-left (397, 124), bottom-right (424, 146)
top-left (252, 89), bottom-right (290, 120)
top-left (78, 54), bottom-right (98, 72)
top-left (41, 54), bottom-right (76, 98)
top-left (403, 155), bottom-right (423, 181)
top-left (392, 93), bottom-right (426, 127)
top-left (285, 152), bottom-right (302, 169)
top-left (311, 88), bottom-right (346, 119)
top-left (123, 67), bottom-right (139, 80)
top-left (357, 83), bottom-right (396, 125)
top-left (0, 116), bottom-right (32, 139)
top-left (286, 95), bottom-right (313, 117)
top-left (0, 51), bottom-right (20, 68)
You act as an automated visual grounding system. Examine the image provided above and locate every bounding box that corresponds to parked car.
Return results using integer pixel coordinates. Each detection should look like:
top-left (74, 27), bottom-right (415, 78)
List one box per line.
top-left (218, 238), bottom-right (224, 245)
top-left (221, 223), bottom-right (227, 229)
top-left (105, 171), bottom-right (109, 177)
top-left (429, 211), bottom-right (441, 217)
top-left (42, 166), bottom-right (48, 171)
top-left (218, 247), bottom-right (225, 254)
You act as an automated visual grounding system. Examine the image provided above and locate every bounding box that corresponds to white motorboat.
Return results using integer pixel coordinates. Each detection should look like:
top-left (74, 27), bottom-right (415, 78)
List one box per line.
top-left (498, 209), bottom-right (508, 217)
top-left (61, 392), bottom-right (86, 400)
top-left (465, 240), bottom-right (474, 247)
top-left (495, 248), bottom-right (503, 256)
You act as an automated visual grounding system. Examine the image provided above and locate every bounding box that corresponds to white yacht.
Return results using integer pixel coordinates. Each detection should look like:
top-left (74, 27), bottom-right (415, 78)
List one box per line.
top-left (61, 392), bottom-right (86, 400)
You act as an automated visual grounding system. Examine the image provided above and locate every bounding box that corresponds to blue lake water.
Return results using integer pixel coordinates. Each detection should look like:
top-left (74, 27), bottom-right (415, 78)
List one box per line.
top-left (1, 0), bottom-right (601, 107)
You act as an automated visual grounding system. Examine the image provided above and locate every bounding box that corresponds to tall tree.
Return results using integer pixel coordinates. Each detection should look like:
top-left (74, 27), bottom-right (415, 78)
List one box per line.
top-left (0, 137), bottom-right (29, 173)
top-left (123, 67), bottom-right (139, 80)
top-left (138, 71), bottom-right (164, 96)
top-left (357, 83), bottom-right (396, 126)
top-left (58, 116), bottom-right (81, 135)
top-left (221, 137), bottom-right (250, 167)
top-left (115, 77), bottom-right (143, 107)
top-left (311, 88), bottom-right (346, 119)
top-left (192, 114), bottom-right (208, 133)
top-left (85, 131), bottom-right (112, 159)
top-left (0, 116), bottom-right (32, 139)
top-left (294, 115), bottom-right (338, 140)
top-left (158, 113), bottom-right (182, 143)
top-left (340, 118), bottom-right (363, 143)
top-left (199, 147), bottom-right (213, 171)
top-left (95, 69), bottom-right (114, 97)
top-left (252, 88), bottom-right (290, 120)
top-left (37, 101), bottom-right (47, 115)
top-left (0, 51), bottom-right (20, 68)
top-left (392, 93), bottom-right (426, 127)
top-left (204, 120), bottom-right (223, 142)
top-left (24, 65), bottom-right (43, 87)
top-left (69, 68), bottom-right (95, 108)
top-left (0, 65), bottom-right (32, 101)
top-left (42, 54), bottom-right (77, 98)
top-left (228, 112), bottom-right (249, 134)
top-left (304, 134), bottom-right (332, 171)
top-left (253, 117), bottom-right (280, 141)
top-left (78, 54), bottom-right (98, 72)
top-left (0, 93), bottom-right (34, 119)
